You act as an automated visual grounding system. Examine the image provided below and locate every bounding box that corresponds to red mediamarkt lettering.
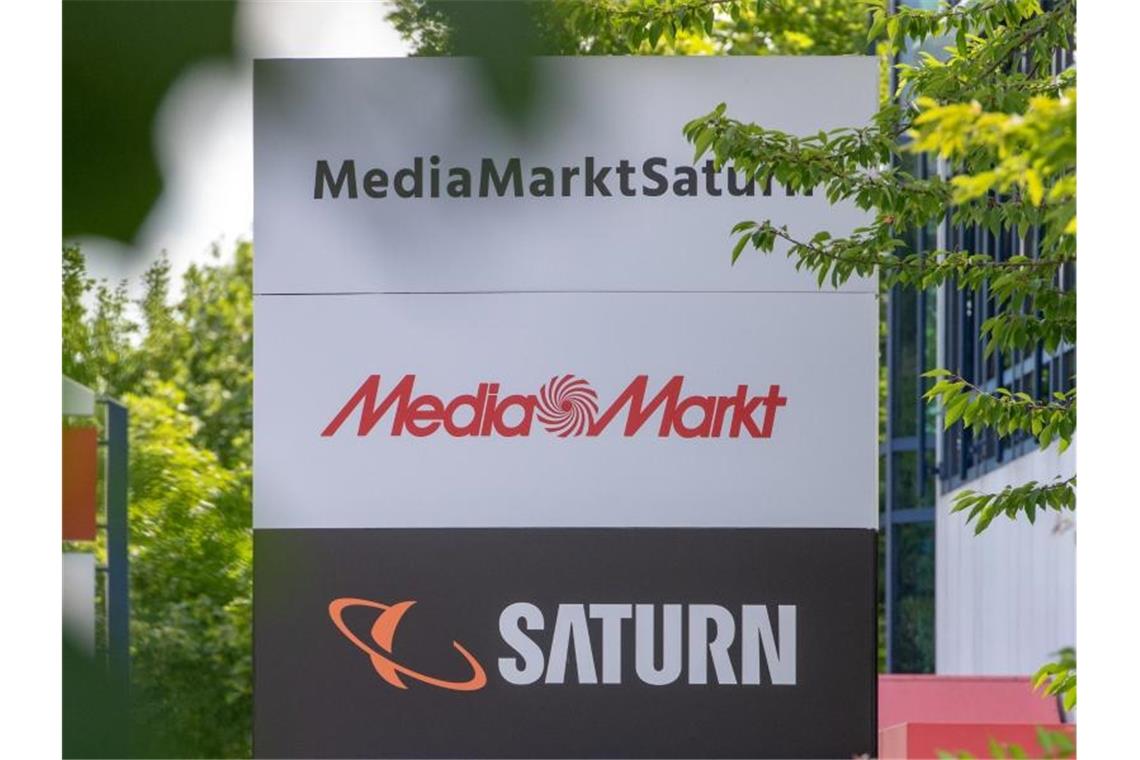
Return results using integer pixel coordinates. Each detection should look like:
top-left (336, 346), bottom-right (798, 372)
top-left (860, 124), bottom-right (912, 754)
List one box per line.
top-left (320, 374), bottom-right (787, 439)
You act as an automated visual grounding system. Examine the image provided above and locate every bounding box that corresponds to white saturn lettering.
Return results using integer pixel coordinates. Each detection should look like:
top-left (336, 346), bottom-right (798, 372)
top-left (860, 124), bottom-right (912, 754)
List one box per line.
top-left (497, 602), bottom-right (796, 687)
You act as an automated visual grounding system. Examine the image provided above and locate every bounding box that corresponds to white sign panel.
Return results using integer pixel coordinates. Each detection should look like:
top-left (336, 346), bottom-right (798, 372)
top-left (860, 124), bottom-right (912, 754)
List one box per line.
top-left (254, 57), bottom-right (877, 295)
top-left (255, 290), bottom-right (876, 529)
top-left (254, 57), bottom-right (879, 531)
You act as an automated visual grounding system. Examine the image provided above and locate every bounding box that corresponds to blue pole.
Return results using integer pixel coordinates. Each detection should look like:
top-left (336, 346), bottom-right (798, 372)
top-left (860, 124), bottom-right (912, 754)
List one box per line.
top-left (103, 398), bottom-right (129, 695)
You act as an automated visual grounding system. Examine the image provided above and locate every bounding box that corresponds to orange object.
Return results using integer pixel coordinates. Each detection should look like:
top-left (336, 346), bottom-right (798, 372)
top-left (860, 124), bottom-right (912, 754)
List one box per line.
top-left (328, 598), bottom-right (487, 692)
top-left (63, 426), bottom-right (98, 541)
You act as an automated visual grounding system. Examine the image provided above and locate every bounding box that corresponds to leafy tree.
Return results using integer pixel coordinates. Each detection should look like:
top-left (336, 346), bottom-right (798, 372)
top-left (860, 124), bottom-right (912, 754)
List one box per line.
top-left (387, 0), bottom-right (878, 122)
top-left (389, 0), bottom-right (871, 56)
top-left (679, 0), bottom-right (1076, 705)
top-left (63, 244), bottom-right (254, 757)
top-left (391, 0), bottom-right (1078, 707)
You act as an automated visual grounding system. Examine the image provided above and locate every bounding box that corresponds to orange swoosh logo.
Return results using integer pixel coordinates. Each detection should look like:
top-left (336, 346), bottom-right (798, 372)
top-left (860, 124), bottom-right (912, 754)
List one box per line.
top-left (328, 598), bottom-right (487, 692)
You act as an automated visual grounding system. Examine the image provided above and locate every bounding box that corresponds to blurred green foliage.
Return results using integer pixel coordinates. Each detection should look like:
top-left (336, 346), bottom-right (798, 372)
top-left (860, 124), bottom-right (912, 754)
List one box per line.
top-left (63, 1), bottom-right (235, 242)
top-left (63, 244), bottom-right (253, 757)
top-left (63, 636), bottom-right (129, 759)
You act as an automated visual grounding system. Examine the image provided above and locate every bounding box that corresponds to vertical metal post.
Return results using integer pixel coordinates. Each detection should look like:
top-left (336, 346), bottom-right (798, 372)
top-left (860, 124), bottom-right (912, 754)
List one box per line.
top-left (103, 398), bottom-right (130, 695)
top-left (884, 286), bottom-right (895, 672)
top-left (916, 286), bottom-right (927, 505)
top-left (883, 0), bottom-right (900, 673)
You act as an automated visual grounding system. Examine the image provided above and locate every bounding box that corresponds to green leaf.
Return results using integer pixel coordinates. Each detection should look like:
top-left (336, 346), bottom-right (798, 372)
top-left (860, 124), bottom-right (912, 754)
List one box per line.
top-left (944, 393), bottom-right (971, 428)
top-left (868, 12), bottom-right (887, 43)
top-left (693, 126), bottom-right (715, 162)
top-left (731, 235), bottom-right (750, 264)
top-left (1063, 687), bottom-right (1076, 712)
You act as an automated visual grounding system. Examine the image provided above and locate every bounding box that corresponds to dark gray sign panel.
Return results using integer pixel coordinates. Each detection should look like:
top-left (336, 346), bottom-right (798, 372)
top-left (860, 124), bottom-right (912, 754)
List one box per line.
top-left (254, 529), bottom-right (876, 758)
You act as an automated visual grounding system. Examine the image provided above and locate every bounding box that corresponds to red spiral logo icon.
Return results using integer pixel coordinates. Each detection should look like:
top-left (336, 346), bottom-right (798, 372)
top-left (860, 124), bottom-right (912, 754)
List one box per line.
top-left (536, 375), bottom-right (598, 437)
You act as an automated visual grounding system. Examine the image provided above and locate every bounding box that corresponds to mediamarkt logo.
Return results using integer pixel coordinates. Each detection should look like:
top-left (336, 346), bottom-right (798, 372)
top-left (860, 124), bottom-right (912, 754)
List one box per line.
top-left (321, 374), bottom-right (787, 439)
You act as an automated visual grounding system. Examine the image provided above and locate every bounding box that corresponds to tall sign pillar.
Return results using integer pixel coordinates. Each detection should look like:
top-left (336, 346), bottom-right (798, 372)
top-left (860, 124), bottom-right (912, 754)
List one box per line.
top-left (254, 57), bottom-right (879, 759)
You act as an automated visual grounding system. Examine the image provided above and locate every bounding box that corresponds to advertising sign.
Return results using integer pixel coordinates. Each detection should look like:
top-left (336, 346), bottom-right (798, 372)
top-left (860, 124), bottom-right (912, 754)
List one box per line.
top-left (254, 57), bottom-right (878, 759)
top-left (62, 425), bottom-right (98, 541)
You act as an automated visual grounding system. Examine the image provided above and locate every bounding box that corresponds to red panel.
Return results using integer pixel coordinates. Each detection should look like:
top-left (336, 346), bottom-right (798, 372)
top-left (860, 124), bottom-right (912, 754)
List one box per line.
top-left (879, 722), bottom-right (1075, 759)
top-left (879, 674), bottom-right (1061, 728)
top-left (63, 426), bottom-right (98, 541)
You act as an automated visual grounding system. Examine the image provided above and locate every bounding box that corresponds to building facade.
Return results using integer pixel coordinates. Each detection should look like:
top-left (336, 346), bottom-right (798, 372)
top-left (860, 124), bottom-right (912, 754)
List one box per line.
top-left (883, 0), bottom-right (1076, 675)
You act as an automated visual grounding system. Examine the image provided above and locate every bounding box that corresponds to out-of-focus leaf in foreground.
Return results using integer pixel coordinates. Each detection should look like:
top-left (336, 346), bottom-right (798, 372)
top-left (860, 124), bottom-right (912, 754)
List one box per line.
top-left (63, 0), bottom-right (235, 242)
top-left (408, 1), bottom-right (546, 128)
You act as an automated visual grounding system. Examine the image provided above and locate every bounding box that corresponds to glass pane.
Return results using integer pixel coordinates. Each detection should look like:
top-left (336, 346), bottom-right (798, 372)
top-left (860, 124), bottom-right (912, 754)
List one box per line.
top-left (891, 522), bottom-right (935, 673)
top-left (891, 286), bottom-right (918, 438)
top-left (1062, 349), bottom-right (1076, 391)
top-left (921, 448), bottom-right (936, 507)
top-left (879, 453), bottom-right (888, 516)
top-left (892, 451), bottom-right (917, 509)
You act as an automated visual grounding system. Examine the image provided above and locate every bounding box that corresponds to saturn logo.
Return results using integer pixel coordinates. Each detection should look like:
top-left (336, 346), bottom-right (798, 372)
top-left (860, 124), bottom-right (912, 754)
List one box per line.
top-left (328, 598), bottom-right (487, 692)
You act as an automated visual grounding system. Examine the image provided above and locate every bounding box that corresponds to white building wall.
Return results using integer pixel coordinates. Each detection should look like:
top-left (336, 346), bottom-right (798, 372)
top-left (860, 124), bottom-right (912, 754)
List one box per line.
top-left (935, 443), bottom-right (1076, 675)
